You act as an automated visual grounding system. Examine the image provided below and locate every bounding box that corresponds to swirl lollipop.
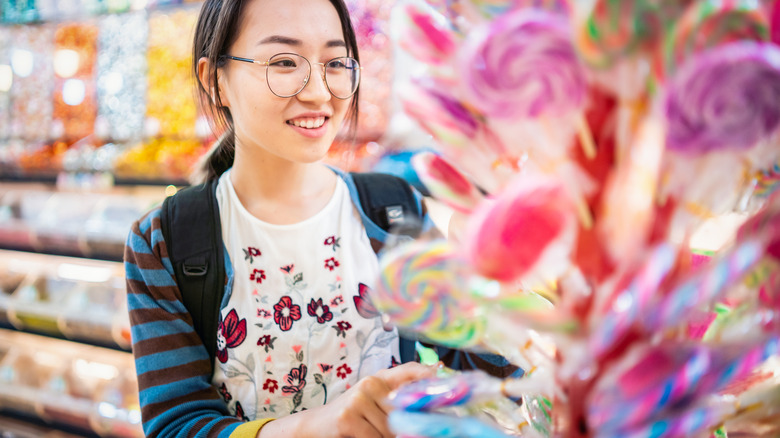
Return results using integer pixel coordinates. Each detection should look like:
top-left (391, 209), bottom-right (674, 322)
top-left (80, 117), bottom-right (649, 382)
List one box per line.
top-left (459, 9), bottom-right (586, 120)
top-left (374, 240), bottom-right (487, 348)
top-left (665, 41), bottom-right (780, 154)
top-left (664, 0), bottom-right (769, 77)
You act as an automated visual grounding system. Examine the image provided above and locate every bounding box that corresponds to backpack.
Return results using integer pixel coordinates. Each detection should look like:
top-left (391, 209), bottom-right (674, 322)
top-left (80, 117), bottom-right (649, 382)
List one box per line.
top-left (159, 172), bottom-right (422, 371)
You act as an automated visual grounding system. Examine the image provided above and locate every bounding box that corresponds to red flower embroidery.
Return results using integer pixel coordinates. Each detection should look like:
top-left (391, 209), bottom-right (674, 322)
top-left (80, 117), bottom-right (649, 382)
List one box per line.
top-left (280, 264), bottom-right (294, 274)
top-left (333, 320), bottom-right (352, 338)
top-left (282, 364), bottom-right (307, 394)
top-left (234, 401), bottom-right (249, 421)
top-left (323, 235), bottom-right (340, 251)
top-left (319, 363), bottom-right (333, 373)
top-left (307, 298), bottom-right (334, 324)
top-left (324, 257), bottom-right (340, 271)
top-left (257, 309), bottom-right (271, 319)
top-left (273, 296), bottom-right (302, 331)
top-left (219, 382), bottom-right (232, 402)
top-left (330, 295), bottom-right (343, 307)
top-left (353, 282), bottom-right (380, 319)
top-left (257, 335), bottom-right (276, 352)
top-left (217, 309), bottom-right (247, 363)
top-left (244, 247), bottom-right (261, 263)
top-left (263, 378), bottom-right (279, 394)
top-left (336, 364), bottom-right (352, 379)
top-left (250, 269), bottom-right (266, 284)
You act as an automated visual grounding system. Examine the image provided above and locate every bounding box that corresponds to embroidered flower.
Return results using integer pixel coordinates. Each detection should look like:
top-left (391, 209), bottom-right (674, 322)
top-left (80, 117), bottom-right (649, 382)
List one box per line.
top-left (330, 295), bottom-right (343, 307)
top-left (273, 296), bottom-right (302, 331)
top-left (353, 282), bottom-right (380, 319)
top-left (244, 247), bottom-right (261, 263)
top-left (216, 309), bottom-right (247, 363)
top-left (333, 320), bottom-right (352, 338)
top-left (250, 269), bottom-right (266, 284)
top-left (324, 257), bottom-right (340, 271)
top-left (219, 383), bottom-right (232, 402)
top-left (257, 309), bottom-right (271, 319)
top-left (319, 363), bottom-right (333, 373)
top-left (235, 401), bottom-right (249, 421)
top-left (263, 378), bottom-right (279, 394)
top-left (280, 264), bottom-right (294, 274)
top-left (257, 335), bottom-right (276, 352)
top-left (324, 235), bottom-right (341, 251)
top-left (282, 364), bottom-right (307, 394)
top-left (307, 298), bottom-right (334, 324)
top-left (336, 364), bottom-right (352, 379)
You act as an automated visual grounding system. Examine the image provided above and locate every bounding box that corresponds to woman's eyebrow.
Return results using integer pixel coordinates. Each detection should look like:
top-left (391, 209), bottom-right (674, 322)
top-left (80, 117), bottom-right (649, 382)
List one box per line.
top-left (257, 35), bottom-right (346, 49)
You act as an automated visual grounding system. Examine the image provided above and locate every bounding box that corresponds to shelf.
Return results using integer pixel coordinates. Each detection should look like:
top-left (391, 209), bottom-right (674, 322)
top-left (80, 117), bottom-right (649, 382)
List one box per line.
top-left (0, 250), bottom-right (132, 351)
top-left (0, 329), bottom-right (143, 437)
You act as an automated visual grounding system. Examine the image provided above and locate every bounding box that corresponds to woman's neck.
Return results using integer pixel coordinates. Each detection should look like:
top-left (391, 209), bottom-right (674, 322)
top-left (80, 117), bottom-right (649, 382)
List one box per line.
top-left (228, 144), bottom-right (338, 225)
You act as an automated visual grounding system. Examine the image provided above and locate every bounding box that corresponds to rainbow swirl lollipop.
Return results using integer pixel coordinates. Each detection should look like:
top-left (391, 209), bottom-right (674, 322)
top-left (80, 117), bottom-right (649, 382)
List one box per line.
top-left (374, 240), bottom-right (487, 348)
top-left (459, 9), bottom-right (586, 119)
top-left (664, 0), bottom-right (769, 76)
top-left (665, 41), bottom-right (780, 155)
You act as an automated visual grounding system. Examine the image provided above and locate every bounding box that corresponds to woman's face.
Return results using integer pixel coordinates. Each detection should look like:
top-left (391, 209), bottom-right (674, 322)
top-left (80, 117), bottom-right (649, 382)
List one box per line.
top-left (219, 0), bottom-right (352, 164)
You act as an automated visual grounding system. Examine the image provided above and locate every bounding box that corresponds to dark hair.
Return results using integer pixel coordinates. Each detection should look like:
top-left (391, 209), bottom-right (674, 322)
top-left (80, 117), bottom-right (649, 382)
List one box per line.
top-left (192, 0), bottom-right (361, 183)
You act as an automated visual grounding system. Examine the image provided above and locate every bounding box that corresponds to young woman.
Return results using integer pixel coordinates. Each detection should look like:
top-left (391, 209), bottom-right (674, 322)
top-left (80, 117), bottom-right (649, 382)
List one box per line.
top-left (124, 0), bottom-right (436, 437)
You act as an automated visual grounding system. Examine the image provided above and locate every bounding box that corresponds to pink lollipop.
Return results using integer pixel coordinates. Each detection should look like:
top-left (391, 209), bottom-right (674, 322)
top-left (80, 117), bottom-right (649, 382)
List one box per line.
top-left (411, 152), bottom-right (484, 213)
top-left (665, 41), bottom-right (780, 155)
top-left (464, 176), bottom-right (577, 283)
top-left (459, 9), bottom-right (586, 119)
top-left (393, 0), bottom-right (458, 65)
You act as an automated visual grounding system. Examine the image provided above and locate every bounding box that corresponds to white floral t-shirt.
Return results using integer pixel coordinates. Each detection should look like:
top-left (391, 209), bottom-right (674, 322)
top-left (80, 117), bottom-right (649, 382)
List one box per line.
top-left (212, 169), bottom-right (400, 421)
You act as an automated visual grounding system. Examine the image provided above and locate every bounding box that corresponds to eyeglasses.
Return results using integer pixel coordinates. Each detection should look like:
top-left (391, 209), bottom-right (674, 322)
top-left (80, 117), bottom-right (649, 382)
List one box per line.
top-left (221, 52), bottom-right (361, 100)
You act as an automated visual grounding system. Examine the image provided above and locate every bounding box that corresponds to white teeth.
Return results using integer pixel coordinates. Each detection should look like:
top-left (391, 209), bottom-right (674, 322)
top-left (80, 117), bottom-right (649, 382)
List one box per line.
top-left (290, 117), bottom-right (325, 129)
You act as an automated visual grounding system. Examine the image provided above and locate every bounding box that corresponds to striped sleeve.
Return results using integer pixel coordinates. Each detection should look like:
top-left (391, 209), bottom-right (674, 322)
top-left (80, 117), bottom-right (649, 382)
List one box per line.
top-left (125, 208), bottom-right (249, 438)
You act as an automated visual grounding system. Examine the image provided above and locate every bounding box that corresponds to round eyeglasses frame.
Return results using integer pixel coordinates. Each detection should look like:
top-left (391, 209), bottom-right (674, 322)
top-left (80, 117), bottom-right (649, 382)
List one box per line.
top-left (220, 53), bottom-right (361, 100)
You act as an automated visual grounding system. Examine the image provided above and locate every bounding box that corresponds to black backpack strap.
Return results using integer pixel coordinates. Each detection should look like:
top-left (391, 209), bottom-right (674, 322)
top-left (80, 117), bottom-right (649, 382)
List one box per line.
top-left (351, 172), bottom-right (423, 238)
top-left (159, 179), bottom-right (225, 371)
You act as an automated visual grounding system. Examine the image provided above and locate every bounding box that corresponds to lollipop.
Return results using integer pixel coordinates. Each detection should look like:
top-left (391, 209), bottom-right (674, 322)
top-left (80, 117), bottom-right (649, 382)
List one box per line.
top-left (459, 9), bottom-right (586, 119)
top-left (392, 0), bottom-right (458, 65)
top-left (664, 0), bottom-right (769, 76)
top-left (464, 175), bottom-right (578, 284)
top-left (665, 42), bottom-right (780, 155)
top-left (389, 411), bottom-right (510, 438)
top-left (574, 0), bottom-right (658, 69)
top-left (374, 240), bottom-right (487, 347)
top-left (754, 160), bottom-right (780, 199)
top-left (411, 151), bottom-right (485, 213)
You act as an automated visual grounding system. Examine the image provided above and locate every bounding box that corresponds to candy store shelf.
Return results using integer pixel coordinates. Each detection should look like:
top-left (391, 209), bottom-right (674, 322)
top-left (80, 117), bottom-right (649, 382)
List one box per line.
top-left (0, 250), bottom-right (132, 351)
top-left (0, 329), bottom-right (143, 437)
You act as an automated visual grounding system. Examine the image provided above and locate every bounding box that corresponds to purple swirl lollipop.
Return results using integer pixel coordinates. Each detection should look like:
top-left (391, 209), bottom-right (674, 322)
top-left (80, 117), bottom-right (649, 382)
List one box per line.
top-left (665, 41), bottom-right (780, 154)
top-left (459, 9), bottom-right (586, 119)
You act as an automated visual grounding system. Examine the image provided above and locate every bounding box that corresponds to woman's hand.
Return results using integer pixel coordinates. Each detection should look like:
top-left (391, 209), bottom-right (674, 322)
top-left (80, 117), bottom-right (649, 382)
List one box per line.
top-left (259, 362), bottom-right (435, 438)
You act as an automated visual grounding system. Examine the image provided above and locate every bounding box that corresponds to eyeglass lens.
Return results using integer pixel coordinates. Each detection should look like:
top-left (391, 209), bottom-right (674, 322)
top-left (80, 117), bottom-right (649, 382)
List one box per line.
top-left (266, 53), bottom-right (359, 99)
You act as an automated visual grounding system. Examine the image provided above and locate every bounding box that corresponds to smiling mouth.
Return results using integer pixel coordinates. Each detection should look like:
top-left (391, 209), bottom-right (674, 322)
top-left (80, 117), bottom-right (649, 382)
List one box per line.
top-left (286, 117), bottom-right (327, 129)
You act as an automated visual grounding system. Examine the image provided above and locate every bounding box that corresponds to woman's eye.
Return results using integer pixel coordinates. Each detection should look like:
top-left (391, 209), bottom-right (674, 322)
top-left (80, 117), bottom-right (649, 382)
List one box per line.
top-left (270, 59), bottom-right (297, 68)
top-left (326, 60), bottom-right (347, 70)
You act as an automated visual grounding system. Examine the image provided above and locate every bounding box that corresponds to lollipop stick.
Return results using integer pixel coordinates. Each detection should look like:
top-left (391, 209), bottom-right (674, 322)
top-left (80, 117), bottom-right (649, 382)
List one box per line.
top-left (576, 113), bottom-right (597, 160)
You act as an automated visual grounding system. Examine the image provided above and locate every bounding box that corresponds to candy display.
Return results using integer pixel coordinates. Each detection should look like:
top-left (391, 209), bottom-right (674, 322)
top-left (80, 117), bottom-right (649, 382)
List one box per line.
top-left (379, 1), bottom-right (780, 436)
top-left (8, 23), bottom-right (55, 142)
top-left (53, 22), bottom-right (98, 142)
top-left (96, 12), bottom-right (148, 142)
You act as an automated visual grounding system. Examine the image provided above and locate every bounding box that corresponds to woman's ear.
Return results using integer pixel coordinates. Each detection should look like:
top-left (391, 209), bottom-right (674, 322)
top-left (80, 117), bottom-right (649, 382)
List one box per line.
top-left (198, 57), bottom-right (230, 108)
